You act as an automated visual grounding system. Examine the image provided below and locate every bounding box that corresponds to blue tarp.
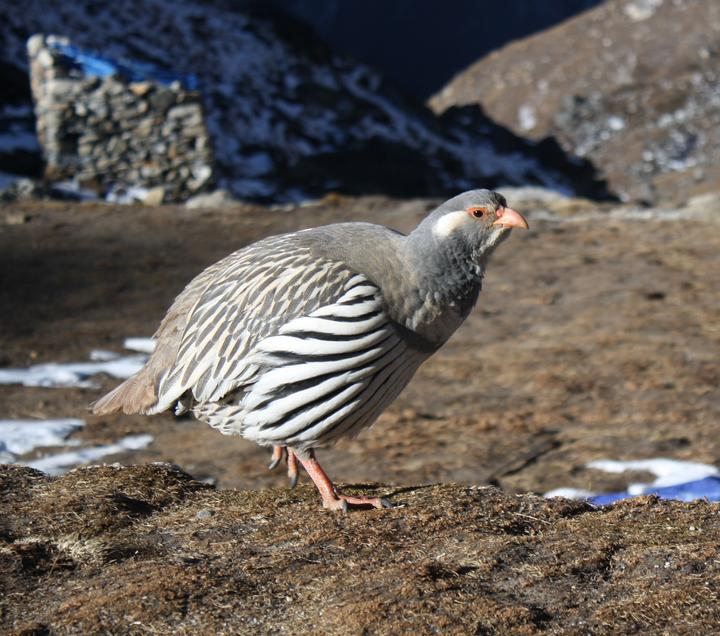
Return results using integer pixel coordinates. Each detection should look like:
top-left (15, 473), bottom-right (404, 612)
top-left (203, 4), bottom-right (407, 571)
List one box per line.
top-left (48, 41), bottom-right (199, 90)
top-left (590, 476), bottom-right (720, 505)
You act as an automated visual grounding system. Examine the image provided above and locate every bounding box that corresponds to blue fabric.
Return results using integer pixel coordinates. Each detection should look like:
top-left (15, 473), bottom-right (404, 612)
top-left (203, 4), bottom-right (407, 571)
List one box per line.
top-left (48, 42), bottom-right (199, 90)
top-left (590, 476), bottom-right (720, 505)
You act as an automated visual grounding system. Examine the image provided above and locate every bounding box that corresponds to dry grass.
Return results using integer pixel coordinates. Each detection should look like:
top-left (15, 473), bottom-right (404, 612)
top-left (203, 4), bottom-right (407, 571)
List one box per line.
top-left (2, 463), bottom-right (720, 634)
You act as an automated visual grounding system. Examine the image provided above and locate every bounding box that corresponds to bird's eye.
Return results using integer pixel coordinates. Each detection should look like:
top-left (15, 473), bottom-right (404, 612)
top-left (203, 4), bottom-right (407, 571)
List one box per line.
top-left (468, 207), bottom-right (487, 219)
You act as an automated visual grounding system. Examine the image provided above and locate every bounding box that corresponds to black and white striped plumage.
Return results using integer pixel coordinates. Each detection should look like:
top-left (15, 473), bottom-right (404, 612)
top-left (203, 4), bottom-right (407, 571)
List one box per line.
top-left (92, 189), bottom-right (528, 510)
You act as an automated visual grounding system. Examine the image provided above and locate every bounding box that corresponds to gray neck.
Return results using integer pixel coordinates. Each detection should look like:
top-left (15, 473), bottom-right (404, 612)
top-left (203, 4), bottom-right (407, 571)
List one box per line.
top-left (404, 226), bottom-right (486, 319)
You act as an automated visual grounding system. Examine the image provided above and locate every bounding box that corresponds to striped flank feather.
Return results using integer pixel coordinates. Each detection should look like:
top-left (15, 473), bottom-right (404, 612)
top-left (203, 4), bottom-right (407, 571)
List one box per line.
top-left (195, 276), bottom-right (425, 449)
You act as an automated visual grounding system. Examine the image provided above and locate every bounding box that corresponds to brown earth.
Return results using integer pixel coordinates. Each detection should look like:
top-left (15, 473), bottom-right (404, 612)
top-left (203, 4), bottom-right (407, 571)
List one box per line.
top-left (430, 0), bottom-right (720, 206)
top-left (0, 193), bottom-right (719, 632)
top-left (3, 462), bottom-right (720, 635)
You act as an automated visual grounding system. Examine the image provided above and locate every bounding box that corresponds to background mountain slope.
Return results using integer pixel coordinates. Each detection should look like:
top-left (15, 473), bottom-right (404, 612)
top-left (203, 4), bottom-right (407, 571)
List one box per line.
top-left (0, 0), bottom-right (608, 201)
top-left (430, 0), bottom-right (720, 205)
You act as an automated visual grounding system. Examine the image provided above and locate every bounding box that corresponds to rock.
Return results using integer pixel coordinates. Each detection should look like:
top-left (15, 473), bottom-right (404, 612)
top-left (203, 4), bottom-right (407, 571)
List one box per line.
top-left (166, 104), bottom-right (200, 121)
top-left (184, 188), bottom-right (238, 209)
top-left (25, 35), bottom-right (215, 202)
top-left (187, 164), bottom-right (213, 192)
top-left (496, 186), bottom-right (570, 207)
top-left (26, 33), bottom-right (44, 56)
top-left (0, 177), bottom-right (50, 202)
top-left (4, 211), bottom-right (29, 225)
top-left (130, 81), bottom-right (152, 97)
top-left (141, 185), bottom-right (165, 206)
top-left (683, 191), bottom-right (720, 216)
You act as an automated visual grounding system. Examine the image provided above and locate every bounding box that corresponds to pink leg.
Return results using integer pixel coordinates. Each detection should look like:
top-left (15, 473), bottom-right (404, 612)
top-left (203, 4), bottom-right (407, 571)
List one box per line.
top-left (268, 446), bottom-right (300, 488)
top-left (286, 448), bottom-right (299, 489)
top-left (268, 445), bottom-right (286, 470)
top-left (296, 450), bottom-right (392, 511)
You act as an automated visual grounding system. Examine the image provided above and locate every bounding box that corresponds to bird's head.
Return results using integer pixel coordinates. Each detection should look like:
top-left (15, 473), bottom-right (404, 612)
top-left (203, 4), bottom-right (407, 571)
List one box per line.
top-left (423, 189), bottom-right (528, 255)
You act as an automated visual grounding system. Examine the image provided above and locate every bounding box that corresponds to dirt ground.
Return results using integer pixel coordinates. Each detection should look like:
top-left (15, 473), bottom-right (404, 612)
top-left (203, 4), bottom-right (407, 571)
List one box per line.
top-left (1, 194), bottom-right (718, 494)
top-left (2, 463), bottom-right (720, 634)
top-left (1, 193), bottom-right (719, 632)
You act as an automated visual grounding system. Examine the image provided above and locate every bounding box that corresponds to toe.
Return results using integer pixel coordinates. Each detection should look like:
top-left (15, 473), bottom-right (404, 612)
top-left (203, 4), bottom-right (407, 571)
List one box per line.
top-left (268, 446), bottom-right (285, 471)
top-left (288, 472), bottom-right (299, 489)
top-left (322, 498), bottom-right (349, 512)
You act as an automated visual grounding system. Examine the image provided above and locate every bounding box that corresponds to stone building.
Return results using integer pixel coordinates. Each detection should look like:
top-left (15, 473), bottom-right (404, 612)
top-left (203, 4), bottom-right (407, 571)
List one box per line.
top-left (27, 34), bottom-right (214, 203)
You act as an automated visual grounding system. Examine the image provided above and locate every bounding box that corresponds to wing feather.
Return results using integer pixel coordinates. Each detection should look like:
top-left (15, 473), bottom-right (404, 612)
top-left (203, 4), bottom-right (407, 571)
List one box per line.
top-left (150, 239), bottom-right (370, 413)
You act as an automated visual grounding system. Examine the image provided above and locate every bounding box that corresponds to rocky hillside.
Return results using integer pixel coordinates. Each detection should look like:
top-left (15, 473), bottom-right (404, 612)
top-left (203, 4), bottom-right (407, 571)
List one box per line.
top-left (430, 0), bottom-right (720, 205)
top-left (0, 0), bottom-right (610, 201)
top-left (3, 463), bottom-right (720, 634)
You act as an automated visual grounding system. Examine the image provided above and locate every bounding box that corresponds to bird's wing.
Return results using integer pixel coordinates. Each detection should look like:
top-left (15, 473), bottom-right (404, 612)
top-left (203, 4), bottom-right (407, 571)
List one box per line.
top-left (229, 274), bottom-right (415, 447)
top-left (150, 235), bottom-right (389, 413)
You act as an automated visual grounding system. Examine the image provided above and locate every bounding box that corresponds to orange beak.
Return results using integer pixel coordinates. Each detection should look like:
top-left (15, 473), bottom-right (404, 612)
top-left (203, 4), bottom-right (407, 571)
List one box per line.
top-left (492, 207), bottom-right (529, 230)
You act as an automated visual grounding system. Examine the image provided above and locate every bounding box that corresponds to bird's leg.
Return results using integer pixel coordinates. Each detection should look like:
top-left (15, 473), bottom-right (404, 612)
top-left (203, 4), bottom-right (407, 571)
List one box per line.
top-left (268, 445), bottom-right (286, 470)
top-left (295, 449), bottom-right (392, 512)
top-left (286, 448), bottom-right (299, 489)
top-left (268, 446), bottom-right (299, 488)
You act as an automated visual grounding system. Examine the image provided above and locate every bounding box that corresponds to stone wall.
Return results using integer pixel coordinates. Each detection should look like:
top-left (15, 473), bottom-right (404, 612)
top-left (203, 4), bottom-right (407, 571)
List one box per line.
top-left (27, 34), bottom-right (214, 203)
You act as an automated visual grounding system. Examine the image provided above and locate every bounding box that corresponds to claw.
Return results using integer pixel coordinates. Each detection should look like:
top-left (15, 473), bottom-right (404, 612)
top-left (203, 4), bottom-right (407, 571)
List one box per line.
top-left (323, 497), bottom-right (349, 512)
top-left (268, 446), bottom-right (300, 488)
top-left (287, 449), bottom-right (299, 489)
top-left (268, 445), bottom-right (285, 471)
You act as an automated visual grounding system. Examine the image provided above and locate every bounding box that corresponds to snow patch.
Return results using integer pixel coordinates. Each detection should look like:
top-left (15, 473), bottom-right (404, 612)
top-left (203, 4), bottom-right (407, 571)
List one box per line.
top-left (587, 458), bottom-right (719, 495)
top-left (123, 337), bottom-right (156, 354)
top-left (0, 418), bottom-right (84, 455)
top-left (545, 457), bottom-right (720, 503)
top-left (624, 0), bottom-right (663, 22)
top-left (25, 434), bottom-right (153, 475)
top-left (0, 338), bottom-right (153, 388)
top-left (50, 180), bottom-right (99, 201)
top-left (105, 185), bottom-right (151, 204)
top-left (544, 487), bottom-right (595, 500)
top-left (0, 418), bottom-right (153, 475)
top-left (607, 115), bottom-right (625, 131)
top-left (518, 105), bottom-right (537, 132)
top-left (0, 355), bottom-right (146, 389)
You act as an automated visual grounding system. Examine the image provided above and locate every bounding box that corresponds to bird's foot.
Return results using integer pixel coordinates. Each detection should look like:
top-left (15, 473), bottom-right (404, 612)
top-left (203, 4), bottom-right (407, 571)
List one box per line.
top-left (268, 445), bottom-right (299, 488)
top-left (296, 449), bottom-right (392, 512)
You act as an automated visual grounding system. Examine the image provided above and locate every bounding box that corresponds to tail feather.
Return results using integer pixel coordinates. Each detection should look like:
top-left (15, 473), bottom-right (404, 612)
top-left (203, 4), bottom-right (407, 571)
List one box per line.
top-left (90, 251), bottom-right (226, 417)
top-left (90, 368), bottom-right (158, 416)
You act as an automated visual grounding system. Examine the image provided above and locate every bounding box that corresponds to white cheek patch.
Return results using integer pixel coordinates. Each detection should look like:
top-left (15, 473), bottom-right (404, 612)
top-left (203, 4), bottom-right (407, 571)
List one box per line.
top-left (432, 210), bottom-right (468, 238)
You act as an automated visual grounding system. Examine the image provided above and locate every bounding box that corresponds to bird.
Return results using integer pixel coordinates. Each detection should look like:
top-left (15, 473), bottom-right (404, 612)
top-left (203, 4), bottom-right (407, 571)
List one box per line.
top-left (91, 189), bottom-right (528, 511)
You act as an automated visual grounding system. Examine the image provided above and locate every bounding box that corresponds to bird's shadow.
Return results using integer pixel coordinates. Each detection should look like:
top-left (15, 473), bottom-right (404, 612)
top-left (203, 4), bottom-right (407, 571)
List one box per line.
top-left (339, 482), bottom-right (439, 509)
